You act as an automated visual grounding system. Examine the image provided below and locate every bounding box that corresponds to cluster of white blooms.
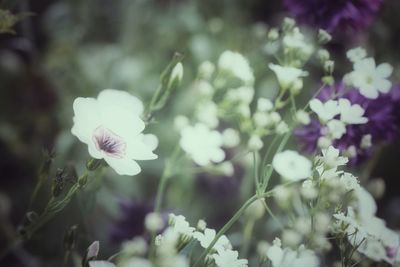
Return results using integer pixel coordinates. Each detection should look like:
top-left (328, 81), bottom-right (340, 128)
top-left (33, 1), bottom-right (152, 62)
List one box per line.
top-left (155, 214), bottom-right (248, 267)
top-left (218, 50), bottom-right (255, 86)
top-left (344, 47), bottom-right (393, 99)
top-left (269, 63), bottom-right (308, 93)
top-left (71, 89), bottom-right (158, 176)
top-left (309, 98), bottom-right (368, 149)
top-left (266, 238), bottom-right (319, 267)
top-left (334, 188), bottom-right (400, 264)
top-left (252, 98), bottom-right (289, 137)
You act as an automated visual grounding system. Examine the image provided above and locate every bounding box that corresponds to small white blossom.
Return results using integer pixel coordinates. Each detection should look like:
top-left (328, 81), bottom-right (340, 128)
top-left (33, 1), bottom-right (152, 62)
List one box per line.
top-left (71, 89), bottom-right (157, 176)
top-left (145, 212), bottom-right (164, 232)
top-left (248, 135), bottom-right (263, 151)
top-left (346, 47), bottom-right (367, 63)
top-left (218, 51), bottom-right (254, 86)
top-left (269, 63), bottom-right (308, 91)
top-left (174, 115), bottom-right (189, 130)
top-left (226, 86), bottom-right (255, 105)
top-left (195, 80), bottom-right (214, 96)
top-left (169, 214), bottom-right (195, 237)
top-left (254, 112), bottom-right (272, 128)
top-left (295, 110), bottom-right (311, 125)
top-left (266, 240), bottom-right (319, 267)
top-left (196, 101), bottom-right (219, 128)
top-left (169, 62), bottom-right (183, 88)
top-left (326, 119), bottom-right (346, 139)
top-left (257, 98), bottom-right (274, 112)
top-left (272, 150), bottom-right (312, 181)
top-left (340, 172), bottom-right (360, 191)
top-left (276, 121), bottom-right (289, 135)
top-left (282, 27), bottom-right (313, 59)
top-left (193, 228), bottom-right (232, 251)
top-left (222, 128), bottom-right (240, 148)
top-left (338, 98), bottom-right (368, 124)
top-left (309, 99), bottom-right (339, 122)
top-left (344, 57), bottom-right (393, 99)
top-left (180, 123), bottom-right (225, 166)
top-left (282, 229), bottom-right (302, 247)
top-left (360, 134), bottom-right (372, 149)
top-left (320, 146), bottom-right (348, 169)
top-left (317, 136), bottom-right (332, 149)
top-left (198, 61), bottom-right (215, 80)
top-left (213, 248), bottom-right (248, 267)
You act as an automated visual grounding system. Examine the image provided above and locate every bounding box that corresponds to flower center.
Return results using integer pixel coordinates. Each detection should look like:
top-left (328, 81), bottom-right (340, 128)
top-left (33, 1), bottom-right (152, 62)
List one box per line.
top-left (93, 126), bottom-right (127, 158)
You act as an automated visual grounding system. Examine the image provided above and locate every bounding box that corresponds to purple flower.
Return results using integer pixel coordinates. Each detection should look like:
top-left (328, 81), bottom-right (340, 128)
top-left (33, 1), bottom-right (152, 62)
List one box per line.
top-left (283, 0), bottom-right (383, 33)
top-left (296, 83), bottom-right (400, 165)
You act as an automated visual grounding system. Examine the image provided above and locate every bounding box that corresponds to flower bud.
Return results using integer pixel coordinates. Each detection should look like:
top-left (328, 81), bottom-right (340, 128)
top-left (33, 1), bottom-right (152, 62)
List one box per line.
top-left (324, 60), bottom-right (334, 74)
top-left (318, 29), bottom-right (332, 44)
top-left (168, 62), bottom-right (184, 89)
top-left (86, 241), bottom-right (100, 260)
top-left (86, 158), bottom-right (103, 171)
top-left (267, 28), bottom-right (279, 41)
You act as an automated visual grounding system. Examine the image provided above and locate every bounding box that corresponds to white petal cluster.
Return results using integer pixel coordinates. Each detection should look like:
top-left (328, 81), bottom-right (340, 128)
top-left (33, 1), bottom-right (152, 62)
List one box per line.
top-left (344, 57), bottom-right (393, 99)
top-left (193, 228), bottom-right (232, 251)
top-left (266, 238), bottom-right (319, 267)
top-left (315, 146), bottom-right (348, 180)
top-left (71, 89), bottom-right (157, 176)
top-left (334, 188), bottom-right (400, 264)
top-left (213, 248), bottom-right (248, 267)
top-left (309, 98), bottom-right (367, 143)
top-left (218, 50), bottom-right (254, 86)
top-left (269, 63), bottom-right (308, 92)
top-left (179, 123), bottom-right (225, 166)
top-left (272, 150), bottom-right (312, 181)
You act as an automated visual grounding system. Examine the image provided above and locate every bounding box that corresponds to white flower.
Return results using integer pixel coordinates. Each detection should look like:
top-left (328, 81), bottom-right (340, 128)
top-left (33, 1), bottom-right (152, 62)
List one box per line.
top-left (71, 89), bottom-right (157, 176)
top-left (320, 146), bottom-right (348, 169)
top-left (226, 86), bottom-right (255, 104)
top-left (346, 47), bottom-right (367, 63)
top-left (360, 134), bottom-right (372, 149)
top-left (196, 101), bottom-right (219, 128)
top-left (257, 98), bottom-right (274, 112)
top-left (180, 123), bottom-right (225, 166)
top-left (218, 50), bottom-right (254, 86)
top-left (269, 64), bottom-right (308, 91)
top-left (169, 214), bottom-right (195, 237)
top-left (145, 212), bottom-right (164, 232)
top-left (174, 115), bottom-right (189, 130)
top-left (276, 121), bottom-right (289, 135)
top-left (222, 128), bottom-right (240, 148)
top-left (326, 119), bottom-right (346, 139)
top-left (309, 99), bottom-right (339, 122)
top-left (198, 61), bottom-right (215, 80)
top-left (213, 248), bottom-right (248, 267)
top-left (248, 135), bottom-right (263, 151)
top-left (266, 240), bottom-right (319, 267)
top-left (344, 57), bottom-right (393, 99)
top-left (338, 98), bottom-right (368, 124)
top-left (340, 172), bottom-right (360, 191)
top-left (272, 150), bottom-right (312, 181)
top-left (254, 112), bottom-right (272, 128)
top-left (193, 228), bottom-right (232, 251)
top-left (89, 261), bottom-right (116, 267)
top-left (282, 27), bottom-right (313, 59)
top-left (295, 110), bottom-right (311, 125)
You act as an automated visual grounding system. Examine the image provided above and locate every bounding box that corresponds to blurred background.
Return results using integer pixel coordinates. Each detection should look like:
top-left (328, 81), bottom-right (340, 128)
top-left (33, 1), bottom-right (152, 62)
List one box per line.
top-left (0, 0), bottom-right (400, 266)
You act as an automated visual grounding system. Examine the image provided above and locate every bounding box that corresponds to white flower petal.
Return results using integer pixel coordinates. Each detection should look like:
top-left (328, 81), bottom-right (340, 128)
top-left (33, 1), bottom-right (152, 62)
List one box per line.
top-left (126, 139), bottom-right (158, 160)
top-left (104, 157), bottom-right (141, 176)
top-left (71, 97), bottom-right (101, 143)
top-left (376, 63), bottom-right (393, 78)
top-left (98, 89), bottom-right (144, 115)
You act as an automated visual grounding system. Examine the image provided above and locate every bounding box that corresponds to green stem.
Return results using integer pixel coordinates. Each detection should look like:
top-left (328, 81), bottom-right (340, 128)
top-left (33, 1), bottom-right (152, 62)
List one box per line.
top-left (241, 218), bottom-right (255, 258)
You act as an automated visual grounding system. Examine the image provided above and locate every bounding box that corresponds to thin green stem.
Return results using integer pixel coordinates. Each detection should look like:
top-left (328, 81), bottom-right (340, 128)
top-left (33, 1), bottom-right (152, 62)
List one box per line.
top-left (241, 218), bottom-right (255, 258)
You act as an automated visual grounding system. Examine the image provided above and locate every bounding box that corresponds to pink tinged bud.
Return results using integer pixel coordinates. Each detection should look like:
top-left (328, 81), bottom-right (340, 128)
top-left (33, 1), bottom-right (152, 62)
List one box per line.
top-left (87, 241), bottom-right (100, 259)
top-left (92, 126), bottom-right (126, 158)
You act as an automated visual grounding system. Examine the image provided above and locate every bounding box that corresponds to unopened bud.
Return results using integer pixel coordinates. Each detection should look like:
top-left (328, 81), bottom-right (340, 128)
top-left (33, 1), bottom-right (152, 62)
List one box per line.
top-left (86, 159), bottom-right (103, 171)
top-left (324, 60), bottom-right (334, 74)
top-left (168, 62), bottom-right (184, 89)
top-left (318, 29), bottom-right (332, 44)
top-left (64, 225), bottom-right (78, 251)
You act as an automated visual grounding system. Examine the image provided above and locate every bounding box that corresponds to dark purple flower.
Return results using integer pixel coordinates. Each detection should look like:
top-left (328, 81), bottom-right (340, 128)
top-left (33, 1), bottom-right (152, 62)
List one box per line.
top-left (295, 83), bottom-right (400, 165)
top-left (283, 0), bottom-right (383, 33)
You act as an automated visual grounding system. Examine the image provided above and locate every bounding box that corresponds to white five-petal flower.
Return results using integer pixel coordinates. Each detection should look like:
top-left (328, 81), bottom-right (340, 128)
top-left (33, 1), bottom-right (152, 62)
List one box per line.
top-left (179, 123), bottom-right (225, 166)
top-left (344, 57), bottom-right (393, 99)
top-left (309, 99), bottom-right (340, 123)
top-left (269, 63), bottom-right (308, 91)
top-left (193, 228), bottom-right (232, 251)
top-left (272, 150), bottom-right (312, 181)
top-left (71, 89), bottom-right (157, 176)
top-left (338, 98), bottom-right (368, 124)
